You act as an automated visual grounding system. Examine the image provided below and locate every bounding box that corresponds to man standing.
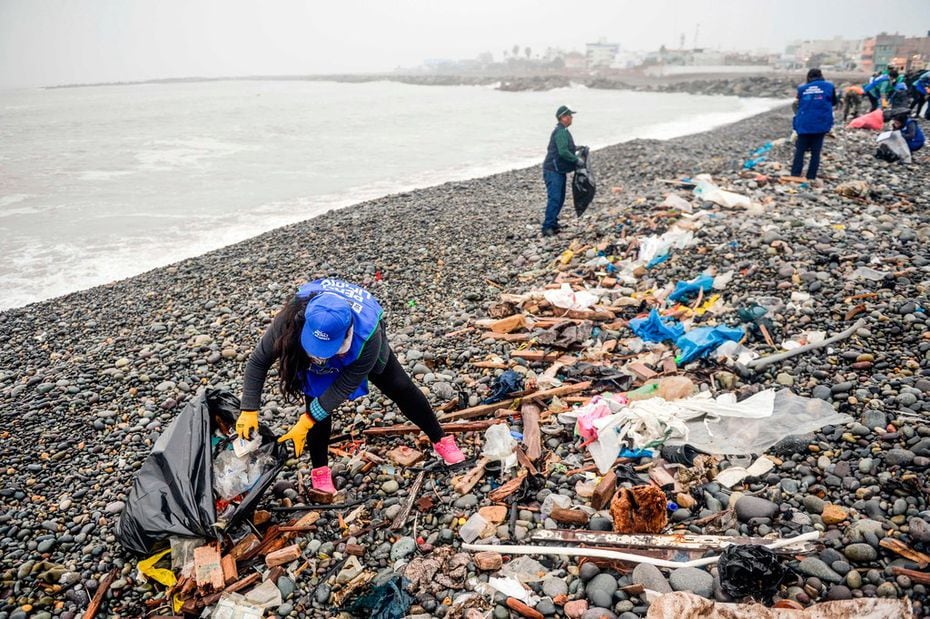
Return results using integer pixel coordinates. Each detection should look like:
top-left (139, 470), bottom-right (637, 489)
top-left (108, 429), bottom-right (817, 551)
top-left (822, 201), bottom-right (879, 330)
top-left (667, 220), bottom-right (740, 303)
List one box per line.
top-left (542, 105), bottom-right (580, 237)
top-left (791, 68), bottom-right (837, 182)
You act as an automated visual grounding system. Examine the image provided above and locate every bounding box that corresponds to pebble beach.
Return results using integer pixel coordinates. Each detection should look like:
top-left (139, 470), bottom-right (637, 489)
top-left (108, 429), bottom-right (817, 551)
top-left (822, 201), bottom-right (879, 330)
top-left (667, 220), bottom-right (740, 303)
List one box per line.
top-left (2, 100), bottom-right (930, 618)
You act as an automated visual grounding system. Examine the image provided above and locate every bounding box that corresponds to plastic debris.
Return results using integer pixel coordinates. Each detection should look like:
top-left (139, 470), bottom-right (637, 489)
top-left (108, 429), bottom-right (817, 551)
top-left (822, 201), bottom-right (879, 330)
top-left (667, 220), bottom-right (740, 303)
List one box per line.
top-left (716, 544), bottom-right (789, 602)
top-left (214, 449), bottom-right (276, 501)
top-left (482, 423), bottom-right (518, 470)
top-left (692, 174), bottom-right (752, 209)
top-left (850, 266), bottom-right (888, 281)
top-left (543, 283), bottom-right (598, 311)
top-left (499, 556), bottom-right (553, 583)
top-left (675, 325), bottom-right (744, 365)
top-left (244, 579), bottom-right (283, 609)
top-left (170, 536), bottom-right (204, 578)
top-left (211, 593), bottom-right (265, 619)
top-left (346, 574), bottom-right (414, 619)
top-left (638, 227), bottom-right (695, 264)
top-left (460, 513), bottom-right (489, 543)
top-left (136, 547), bottom-right (176, 588)
top-left (660, 193), bottom-right (692, 212)
top-left (629, 309), bottom-right (685, 343)
top-left (488, 576), bottom-right (537, 605)
top-left (847, 108), bottom-right (884, 130)
top-left (715, 456), bottom-right (776, 488)
top-left (668, 274), bottom-right (715, 303)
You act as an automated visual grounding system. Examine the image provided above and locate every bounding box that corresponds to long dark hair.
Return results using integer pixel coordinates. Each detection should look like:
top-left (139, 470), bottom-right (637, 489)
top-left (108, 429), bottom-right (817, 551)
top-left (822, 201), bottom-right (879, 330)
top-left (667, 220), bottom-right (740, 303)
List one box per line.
top-left (273, 294), bottom-right (311, 403)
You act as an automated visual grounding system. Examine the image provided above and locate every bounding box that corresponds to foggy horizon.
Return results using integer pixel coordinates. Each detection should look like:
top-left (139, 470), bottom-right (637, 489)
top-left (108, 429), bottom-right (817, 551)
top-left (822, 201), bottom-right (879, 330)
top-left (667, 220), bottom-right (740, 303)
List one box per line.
top-left (2, 0), bottom-right (929, 89)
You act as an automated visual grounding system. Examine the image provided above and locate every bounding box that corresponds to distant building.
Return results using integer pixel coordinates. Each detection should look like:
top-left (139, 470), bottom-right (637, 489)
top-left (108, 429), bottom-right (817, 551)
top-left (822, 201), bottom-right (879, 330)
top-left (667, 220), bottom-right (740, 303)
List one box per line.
top-left (872, 33), bottom-right (906, 70)
top-left (788, 36), bottom-right (863, 70)
top-left (861, 32), bottom-right (930, 73)
top-left (586, 41), bottom-right (620, 68)
top-left (563, 52), bottom-right (587, 71)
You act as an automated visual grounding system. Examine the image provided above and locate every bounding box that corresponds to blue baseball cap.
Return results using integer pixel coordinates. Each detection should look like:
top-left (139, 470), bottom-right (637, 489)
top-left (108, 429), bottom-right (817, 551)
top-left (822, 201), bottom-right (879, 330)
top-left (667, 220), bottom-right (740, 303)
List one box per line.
top-left (300, 293), bottom-right (353, 359)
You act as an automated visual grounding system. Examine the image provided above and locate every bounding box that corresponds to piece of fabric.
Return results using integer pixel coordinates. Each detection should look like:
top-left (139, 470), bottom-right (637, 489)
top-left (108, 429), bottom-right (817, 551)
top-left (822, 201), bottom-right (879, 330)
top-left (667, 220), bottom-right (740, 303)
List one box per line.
top-left (543, 123), bottom-right (578, 173)
top-left (543, 169), bottom-right (567, 231)
top-left (794, 80), bottom-right (836, 134)
top-left (791, 132), bottom-right (826, 179)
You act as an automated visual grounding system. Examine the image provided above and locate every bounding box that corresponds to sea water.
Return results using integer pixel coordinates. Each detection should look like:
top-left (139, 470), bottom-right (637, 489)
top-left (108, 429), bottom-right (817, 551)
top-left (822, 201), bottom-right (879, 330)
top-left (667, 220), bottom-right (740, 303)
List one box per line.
top-left (0, 79), bottom-right (786, 310)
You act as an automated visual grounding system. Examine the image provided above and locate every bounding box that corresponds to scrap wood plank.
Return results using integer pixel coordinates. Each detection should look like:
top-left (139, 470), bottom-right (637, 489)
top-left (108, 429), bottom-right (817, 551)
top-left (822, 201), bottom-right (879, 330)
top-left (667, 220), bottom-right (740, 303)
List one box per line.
top-left (511, 350), bottom-right (561, 362)
top-left (521, 402), bottom-right (542, 461)
top-left (528, 529), bottom-right (820, 552)
top-left (625, 361), bottom-right (658, 380)
top-left (84, 568), bottom-right (118, 619)
top-left (200, 572), bottom-right (262, 607)
top-left (363, 419), bottom-right (503, 437)
top-left (265, 544), bottom-right (301, 568)
top-left (506, 598), bottom-right (544, 619)
top-left (483, 332), bottom-right (533, 342)
top-left (550, 507), bottom-right (590, 526)
top-left (472, 361), bottom-right (509, 369)
top-left (514, 445), bottom-right (538, 476)
top-left (880, 538), bottom-right (930, 568)
top-left (440, 381), bottom-right (593, 421)
top-left (390, 471), bottom-right (425, 530)
top-left (591, 471), bottom-right (617, 511)
top-left (452, 457), bottom-right (489, 494)
top-left (489, 314), bottom-right (527, 334)
top-left (220, 554), bottom-right (238, 586)
top-left (228, 533), bottom-right (260, 561)
top-left (488, 473), bottom-right (527, 502)
top-left (193, 545), bottom-right (224, 591)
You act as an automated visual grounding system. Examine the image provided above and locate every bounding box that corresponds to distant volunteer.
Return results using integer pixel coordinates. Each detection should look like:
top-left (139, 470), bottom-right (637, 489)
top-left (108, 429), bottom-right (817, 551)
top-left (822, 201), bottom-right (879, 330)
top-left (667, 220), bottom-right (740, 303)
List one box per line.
top-left (863, 73), bottom-right (887, 112)
top-left (842, 84), bottom-right (864, 122)
top-left (912, 71), bottom-right (930, 119)
top-left (791, 68), bottom-right (837, 182)
top-left (893, 110), bottom-right (925, 153)
top-left (541, 105), bottom-right (583, 237)
top-left (236, 278), bottom-right (465, 493)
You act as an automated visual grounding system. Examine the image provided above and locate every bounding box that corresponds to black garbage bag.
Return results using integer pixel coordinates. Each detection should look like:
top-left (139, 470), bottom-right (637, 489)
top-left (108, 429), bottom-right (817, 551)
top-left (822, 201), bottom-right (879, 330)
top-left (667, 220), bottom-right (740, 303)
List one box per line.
top-left (115, 388), bottom-right (286, 555)
top-left (572, 146), bottom-right (596, 216)
top-left (717, 544), bottom-right (789, 601)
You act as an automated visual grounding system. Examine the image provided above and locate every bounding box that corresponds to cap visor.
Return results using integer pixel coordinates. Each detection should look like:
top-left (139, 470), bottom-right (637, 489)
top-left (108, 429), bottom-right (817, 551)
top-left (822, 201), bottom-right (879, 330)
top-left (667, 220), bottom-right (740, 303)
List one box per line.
top-left (300, 323), bottom-right (345, 359)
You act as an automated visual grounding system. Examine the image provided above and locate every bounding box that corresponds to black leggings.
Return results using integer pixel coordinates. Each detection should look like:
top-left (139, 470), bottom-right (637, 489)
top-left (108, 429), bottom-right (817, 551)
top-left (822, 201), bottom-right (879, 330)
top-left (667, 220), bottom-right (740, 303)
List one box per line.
top-left (304, 349), bottom-right (445, 468)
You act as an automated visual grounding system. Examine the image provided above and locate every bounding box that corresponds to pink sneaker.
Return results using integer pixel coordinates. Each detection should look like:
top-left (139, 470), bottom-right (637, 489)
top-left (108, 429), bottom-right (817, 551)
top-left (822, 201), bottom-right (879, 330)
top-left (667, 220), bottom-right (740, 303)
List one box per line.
top-left (310, 466), bottom-right (336, 494)
top-left (433, 435), bottom-right (466, 465)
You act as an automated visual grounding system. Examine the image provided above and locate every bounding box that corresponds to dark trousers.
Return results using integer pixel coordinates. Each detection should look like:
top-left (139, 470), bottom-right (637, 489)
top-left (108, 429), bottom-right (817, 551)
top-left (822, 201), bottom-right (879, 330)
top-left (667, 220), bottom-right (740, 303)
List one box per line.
top-left (304, 349), bottom-right (445, 467)
top-left (542, 169), bottom-right (567, 231)
top-left (791, 133), bottom-right (826, 180)
top-left (867, 92), bottom-right (880, 112)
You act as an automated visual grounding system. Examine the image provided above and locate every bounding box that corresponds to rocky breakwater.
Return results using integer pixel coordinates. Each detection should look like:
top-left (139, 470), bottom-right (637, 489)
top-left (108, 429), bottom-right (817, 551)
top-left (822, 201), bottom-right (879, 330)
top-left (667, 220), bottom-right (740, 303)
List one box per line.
top-left (0, 105), bottom-right (928, 618)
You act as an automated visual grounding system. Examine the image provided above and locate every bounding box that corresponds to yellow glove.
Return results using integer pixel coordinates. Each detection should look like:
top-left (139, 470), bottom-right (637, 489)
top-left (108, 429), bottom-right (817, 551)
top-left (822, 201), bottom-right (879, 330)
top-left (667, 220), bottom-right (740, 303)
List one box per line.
top-left (277, 413), bottom-right (315, 457)
top-left (235, 410), bottom-right (259, 441)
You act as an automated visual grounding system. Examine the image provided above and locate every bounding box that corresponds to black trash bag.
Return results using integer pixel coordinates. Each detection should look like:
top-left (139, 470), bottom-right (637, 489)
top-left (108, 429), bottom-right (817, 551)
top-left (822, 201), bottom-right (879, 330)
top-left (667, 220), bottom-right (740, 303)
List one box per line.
top-left (572, 146), bottom-right (596, 216)
top-left (481, 369), bottom-right (524, 405)
top-left (115, 388), bottom-right (286, 555)
top-left (717, 544), bottom-right (789, 602)
top-left (345, 574), bottom-right (413, 619)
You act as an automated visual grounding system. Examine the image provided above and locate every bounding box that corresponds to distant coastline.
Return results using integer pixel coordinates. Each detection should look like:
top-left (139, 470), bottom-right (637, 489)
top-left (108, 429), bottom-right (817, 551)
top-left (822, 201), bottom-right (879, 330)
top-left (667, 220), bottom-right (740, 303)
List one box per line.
top-left (45, 70), bottom-right (868, 98)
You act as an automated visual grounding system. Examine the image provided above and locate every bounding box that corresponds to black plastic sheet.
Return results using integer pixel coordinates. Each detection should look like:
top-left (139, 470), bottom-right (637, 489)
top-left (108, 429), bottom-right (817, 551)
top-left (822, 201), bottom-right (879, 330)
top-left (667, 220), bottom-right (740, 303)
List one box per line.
top-left (717, 543), bottom-right (789, 601)
top-left (346, 575), bottom-right (413, 619)
top-left (115, 389), bottom-right (285, 555)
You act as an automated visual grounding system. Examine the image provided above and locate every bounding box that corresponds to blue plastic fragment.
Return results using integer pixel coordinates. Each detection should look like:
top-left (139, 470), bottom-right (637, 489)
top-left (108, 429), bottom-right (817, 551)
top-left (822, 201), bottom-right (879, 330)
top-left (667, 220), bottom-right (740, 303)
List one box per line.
top-left (675, 325), bottom-right (744, 365)
top-left (668, 274), bottom-right (714, 303)
top-left (628, 309), bottom-right (685, 343)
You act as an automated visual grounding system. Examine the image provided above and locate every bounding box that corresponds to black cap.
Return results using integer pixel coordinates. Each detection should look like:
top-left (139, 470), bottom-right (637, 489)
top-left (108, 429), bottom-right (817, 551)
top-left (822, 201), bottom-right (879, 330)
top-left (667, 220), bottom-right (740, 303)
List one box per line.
top-left (556, 105), bottom-right (576, 119)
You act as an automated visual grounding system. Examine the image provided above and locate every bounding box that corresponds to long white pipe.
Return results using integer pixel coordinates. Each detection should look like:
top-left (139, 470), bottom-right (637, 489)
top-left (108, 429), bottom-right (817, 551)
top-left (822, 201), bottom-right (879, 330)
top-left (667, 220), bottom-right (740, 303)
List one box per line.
top-left (463, 530), bottom-right (820, 570)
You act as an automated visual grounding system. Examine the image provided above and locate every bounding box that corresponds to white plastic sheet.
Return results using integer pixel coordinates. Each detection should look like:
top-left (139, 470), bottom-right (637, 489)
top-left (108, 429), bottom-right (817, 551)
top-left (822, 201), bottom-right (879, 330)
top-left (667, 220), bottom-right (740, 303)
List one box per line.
top-left (638, 227), bottom-right (695, 263)
top-left (693, 174), bottom-right (752, 209)
top-left (488, 576), bottom-right (538, 605)
top-left (543, 283), bottom-right (598, 311)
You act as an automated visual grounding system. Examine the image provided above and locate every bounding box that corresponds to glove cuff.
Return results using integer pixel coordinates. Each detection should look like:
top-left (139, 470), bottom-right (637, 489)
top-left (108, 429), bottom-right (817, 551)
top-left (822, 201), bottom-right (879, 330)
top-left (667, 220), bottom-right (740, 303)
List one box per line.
top-left (308, 399), bottom-right (328, 422)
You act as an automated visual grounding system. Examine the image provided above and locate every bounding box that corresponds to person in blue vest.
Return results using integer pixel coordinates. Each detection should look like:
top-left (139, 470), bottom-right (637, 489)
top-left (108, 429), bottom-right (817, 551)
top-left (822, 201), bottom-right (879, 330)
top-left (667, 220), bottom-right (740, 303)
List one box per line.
top-left (791, 68), bottom-right (837, 181)
top-left (541, 105), bottom-right (582, 237)
top-left (235, 278), bottom-right (465, 493)
top-left (892, 110), bottom-right (925, 153)
top-left (913, 71), bottom-right (930, 119)
top-left (863, 72), bottom-right (887, 112)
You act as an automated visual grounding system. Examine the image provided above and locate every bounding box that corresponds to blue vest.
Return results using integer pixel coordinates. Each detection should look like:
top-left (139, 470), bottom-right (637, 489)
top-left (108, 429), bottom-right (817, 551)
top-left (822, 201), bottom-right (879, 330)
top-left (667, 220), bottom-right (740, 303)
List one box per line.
top-left (295, 279), bottom-right (384, 400)
top-left (794, 80), bottom-right (835, 135)
top-left (905, 119), bottom-right (925, 152)
top-left (543, 124), bottom-right (576, 174)
top-left (864, 74), bottom-right (887, 94)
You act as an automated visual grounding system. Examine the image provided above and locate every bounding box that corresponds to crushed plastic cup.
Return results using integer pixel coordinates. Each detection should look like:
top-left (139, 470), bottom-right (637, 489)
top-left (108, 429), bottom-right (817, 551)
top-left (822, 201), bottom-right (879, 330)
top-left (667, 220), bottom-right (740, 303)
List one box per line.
top-left (482, 423), bottom-right (518, 470)
top-left (460, 513), bottom-right (488, 543)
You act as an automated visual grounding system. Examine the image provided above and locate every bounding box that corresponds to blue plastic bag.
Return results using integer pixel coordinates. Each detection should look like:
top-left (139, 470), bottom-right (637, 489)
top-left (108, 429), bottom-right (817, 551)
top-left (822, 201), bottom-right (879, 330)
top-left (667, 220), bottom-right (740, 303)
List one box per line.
top-left (629, 309), bottom-right (685, 343)
top-left (668, 274), bottom-right (714, 303)
top-left (675, 325), bottom-right (744, 365)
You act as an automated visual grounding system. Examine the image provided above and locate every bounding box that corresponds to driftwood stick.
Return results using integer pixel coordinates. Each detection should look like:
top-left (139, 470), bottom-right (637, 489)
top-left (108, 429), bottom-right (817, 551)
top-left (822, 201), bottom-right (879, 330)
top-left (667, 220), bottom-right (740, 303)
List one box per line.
top-left (746, 319), bottom-right (865, 371)
top-left (391, 471), bottom-right (425, 531)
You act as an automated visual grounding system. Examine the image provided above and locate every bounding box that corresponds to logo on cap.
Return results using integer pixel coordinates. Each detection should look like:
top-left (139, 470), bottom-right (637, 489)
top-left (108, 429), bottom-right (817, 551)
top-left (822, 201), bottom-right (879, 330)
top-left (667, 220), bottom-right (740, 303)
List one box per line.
top-left (313, 329), bottom-right (331, 341)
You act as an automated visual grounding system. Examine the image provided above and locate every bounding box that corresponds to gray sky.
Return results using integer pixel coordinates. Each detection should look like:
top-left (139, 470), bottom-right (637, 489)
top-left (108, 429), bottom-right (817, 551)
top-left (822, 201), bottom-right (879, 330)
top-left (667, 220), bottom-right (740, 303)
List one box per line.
top-left (1, 0), bottom-right (928, 89)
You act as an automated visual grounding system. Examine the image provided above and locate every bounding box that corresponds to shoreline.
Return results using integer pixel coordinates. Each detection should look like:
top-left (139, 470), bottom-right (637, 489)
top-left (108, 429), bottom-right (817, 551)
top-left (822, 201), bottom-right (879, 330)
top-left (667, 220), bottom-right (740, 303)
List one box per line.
top-left (3, 105), bottom-right (930, 617)
top-left (38, 71), bottom-right (864, 99)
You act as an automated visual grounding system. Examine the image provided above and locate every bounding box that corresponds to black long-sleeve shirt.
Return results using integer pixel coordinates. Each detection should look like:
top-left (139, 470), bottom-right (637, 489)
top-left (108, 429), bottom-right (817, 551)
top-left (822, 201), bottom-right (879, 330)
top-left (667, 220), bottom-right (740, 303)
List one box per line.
top-left (239, 311), bottom-right (390, 416)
